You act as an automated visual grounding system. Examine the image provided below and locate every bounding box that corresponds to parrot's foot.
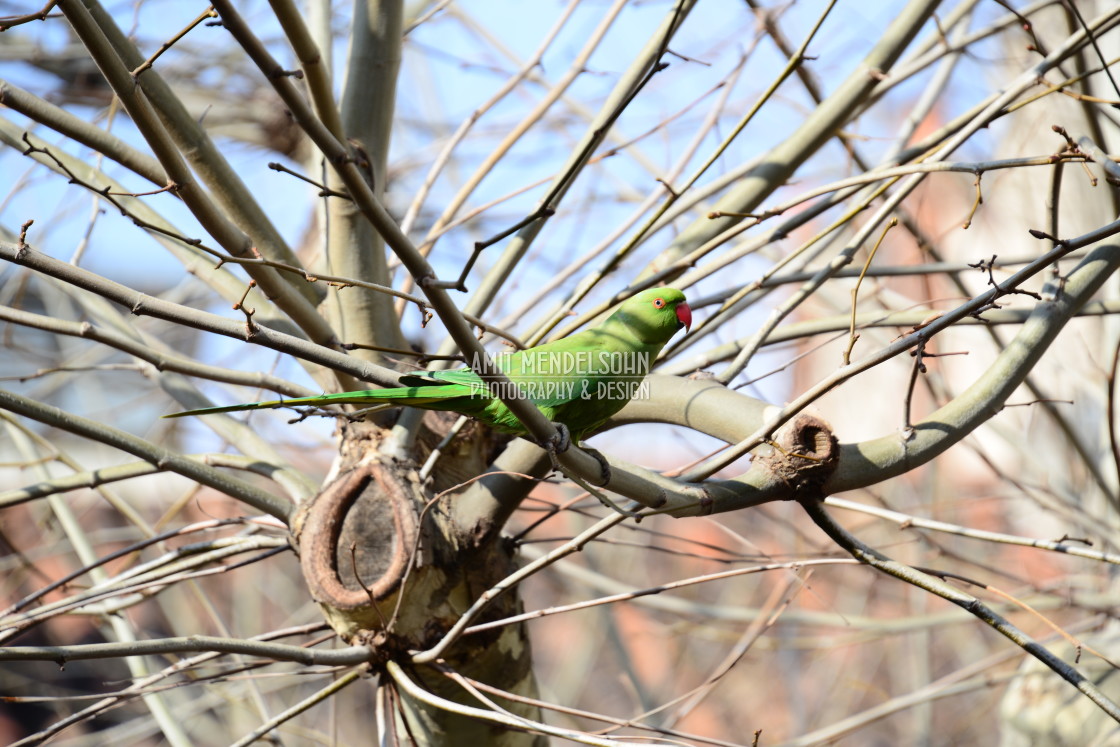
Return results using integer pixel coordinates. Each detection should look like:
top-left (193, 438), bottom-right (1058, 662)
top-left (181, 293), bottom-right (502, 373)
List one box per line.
top-left (577, 449), bottom-right (636, 516)
top-left (580, 445), bottom-right (612, 487)
top-left (541, 422), bottom-right (571, 456)
top-left (543, 425), bottom-right (636, 517)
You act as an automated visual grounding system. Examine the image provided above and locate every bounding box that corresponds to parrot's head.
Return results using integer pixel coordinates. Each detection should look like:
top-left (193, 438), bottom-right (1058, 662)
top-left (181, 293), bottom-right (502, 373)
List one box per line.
top-left (610, 287), bottom-right (691, 345)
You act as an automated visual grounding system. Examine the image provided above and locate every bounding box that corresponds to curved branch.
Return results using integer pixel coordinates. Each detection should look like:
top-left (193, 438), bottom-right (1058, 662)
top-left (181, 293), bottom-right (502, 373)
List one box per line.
top-left (527, 239), bottom-right (1120, 518)
top-left (612, 374), bottom-right (773, 443)
top-left (685, 217), bottom-right (1120, 479)
top-left (826, 240), bottom-right (1120, 493)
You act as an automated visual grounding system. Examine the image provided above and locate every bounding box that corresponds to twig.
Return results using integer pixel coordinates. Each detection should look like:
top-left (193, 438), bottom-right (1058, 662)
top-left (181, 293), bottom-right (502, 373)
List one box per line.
top-left (825, 495), bottom-right (1120, 565)
top-left (131, 6), bottom-right (217, 80)
top-left (0, 635), bottom-right (370, 667)
top-left (0, 0), bottom-right (58, 31)
top-left (844, 218), bottom-right (897, 364)
top-left (268, 161), bottom-right (350, 198)
top-left (961, 173), bottom-right (983, 228)
top-left (462, 558), bottom-right (849, 635)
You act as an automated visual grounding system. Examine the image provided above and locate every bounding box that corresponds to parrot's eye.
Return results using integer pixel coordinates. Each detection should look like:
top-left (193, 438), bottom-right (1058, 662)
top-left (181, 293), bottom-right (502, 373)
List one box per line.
top-left (652, 298), bottom-right (665, 309)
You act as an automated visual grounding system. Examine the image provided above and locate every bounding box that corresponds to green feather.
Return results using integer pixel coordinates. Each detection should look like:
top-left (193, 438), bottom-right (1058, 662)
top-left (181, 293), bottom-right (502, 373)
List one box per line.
top-left (164, 287), bottom-right (690, 441)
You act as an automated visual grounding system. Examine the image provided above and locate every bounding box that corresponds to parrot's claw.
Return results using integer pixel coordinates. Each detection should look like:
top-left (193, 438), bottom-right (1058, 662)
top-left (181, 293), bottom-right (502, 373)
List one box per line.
top-left (543, 425), bottom-right (634, 517)
top-left (542, 424), bottom-right (611, 486)
top-left (542, 422), bottom-right (571, 456)
top-left (581, 445), bottom-right (612, 487)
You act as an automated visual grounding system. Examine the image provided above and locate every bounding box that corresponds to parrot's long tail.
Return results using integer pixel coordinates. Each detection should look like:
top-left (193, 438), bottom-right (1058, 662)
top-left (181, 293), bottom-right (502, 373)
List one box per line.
top-left (162, 383), bottom-right (477, 419)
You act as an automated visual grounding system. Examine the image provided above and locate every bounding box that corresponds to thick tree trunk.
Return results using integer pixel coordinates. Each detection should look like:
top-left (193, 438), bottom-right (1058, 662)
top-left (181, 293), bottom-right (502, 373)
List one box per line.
top-left (293, 418), bottom-right (545, 745)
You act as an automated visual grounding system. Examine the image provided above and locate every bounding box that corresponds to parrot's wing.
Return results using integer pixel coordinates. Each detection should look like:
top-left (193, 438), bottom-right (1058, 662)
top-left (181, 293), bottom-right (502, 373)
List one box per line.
top-left (402, 365), bottom-right (583, 407)
top-left (400, 336), bottom-right (612, 408)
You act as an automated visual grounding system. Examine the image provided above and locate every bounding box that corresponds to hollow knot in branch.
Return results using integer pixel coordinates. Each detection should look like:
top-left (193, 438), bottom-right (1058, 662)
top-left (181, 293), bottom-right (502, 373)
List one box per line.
top-left (759, 414), bottom-right (839, 496)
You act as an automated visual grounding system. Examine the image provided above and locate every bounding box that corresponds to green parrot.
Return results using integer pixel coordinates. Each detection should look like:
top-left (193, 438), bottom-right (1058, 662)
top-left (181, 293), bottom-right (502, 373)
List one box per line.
top-left (165, 287), bottom-right (691, 444)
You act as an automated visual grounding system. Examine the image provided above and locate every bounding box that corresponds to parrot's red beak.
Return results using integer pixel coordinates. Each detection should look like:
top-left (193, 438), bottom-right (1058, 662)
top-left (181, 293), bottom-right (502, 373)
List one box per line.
top-left (676, 302), bottom-right (692, 332)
